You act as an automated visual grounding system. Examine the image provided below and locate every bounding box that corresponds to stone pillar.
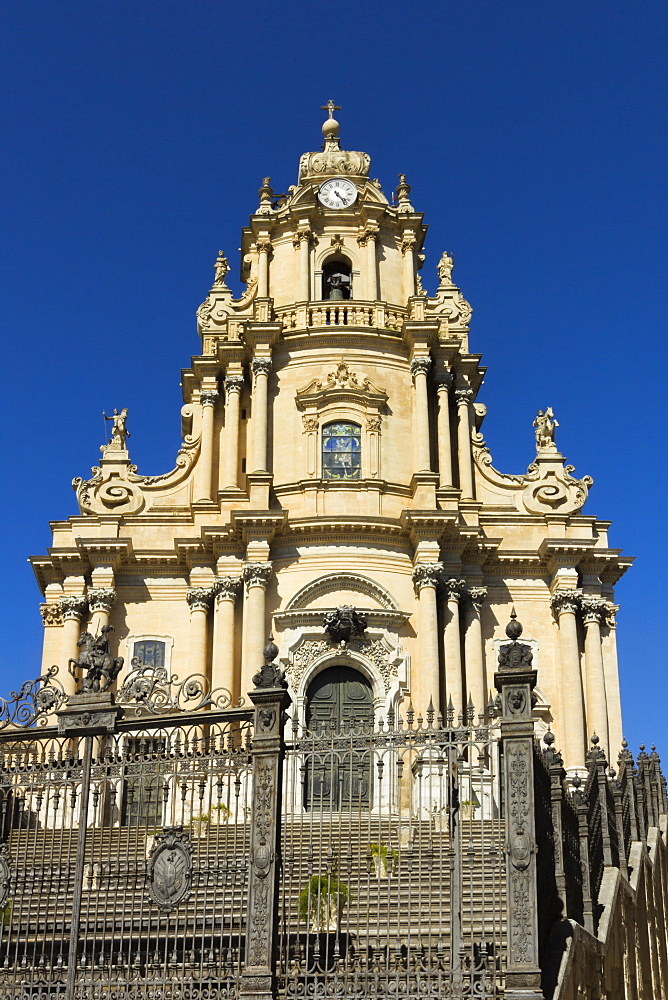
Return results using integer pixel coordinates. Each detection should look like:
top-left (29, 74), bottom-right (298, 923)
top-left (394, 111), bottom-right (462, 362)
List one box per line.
top-left (464, 587), bottom-right (487, 718)
top-left (410, 356), bottom-right (432, 473)
top-left (59, 596), bottom-right (88, 696)
top-left (401, 235), bottom-right (416, 300)
top-left (251, 358), bottom-right (272, 474)
top-left (455, 386), bottom-right (475, 500)
top-left (257, 240), bottom-right (271, 297)
top-left (494, 613), bottom-right (544, 999)
top-left (212, 577), bottom-right (241, 696)
top-left (602, 604), bottom-right (623, 762)
top-left (294, 230), bottom-right (311, 301)
top-left (196, 389), bottom-right (219, 502)
top-left (242, 646), bottom-right (290, 1000)
top-left (551, 591), bottom-right (586, 775)
top-left (581, 598), bottom-right (610, 760)
top-left (87, 588), bottom-right (116, 636)
top-left (435, 371), bottom-right (453, 488)
top-left (358, 229), bottom-right (378, 300)
top-left (442, 578), bottom-right (466, 719)
top-left (186, 587), bottom-right (214, 678)
top-left (241, 563), bottom-right (272, 698)
top-left (411, 563), bottom-right (442, 716)
top-left (223, 375), bottom-right (244, 489)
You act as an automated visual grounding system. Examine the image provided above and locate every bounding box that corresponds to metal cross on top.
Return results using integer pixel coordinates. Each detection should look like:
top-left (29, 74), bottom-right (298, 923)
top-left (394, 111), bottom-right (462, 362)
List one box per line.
top-left (321, 100), bottom-right (342, 118)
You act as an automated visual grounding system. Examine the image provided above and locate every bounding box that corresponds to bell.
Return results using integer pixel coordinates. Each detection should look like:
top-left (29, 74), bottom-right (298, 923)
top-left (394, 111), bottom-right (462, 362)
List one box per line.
top-left (329, 286), bottom-right (344, 300)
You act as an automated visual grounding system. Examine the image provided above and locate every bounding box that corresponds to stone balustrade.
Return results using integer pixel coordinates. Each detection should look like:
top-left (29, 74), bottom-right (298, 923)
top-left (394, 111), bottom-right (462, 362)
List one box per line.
top-left (275, 300), bottom-right (407, 332)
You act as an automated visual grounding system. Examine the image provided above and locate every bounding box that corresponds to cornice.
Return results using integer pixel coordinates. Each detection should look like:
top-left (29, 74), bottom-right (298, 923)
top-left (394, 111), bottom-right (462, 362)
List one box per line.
top-left (282, 515), bottom-right (406, 543)
top-left (274, 608), bottom-right (409, 629)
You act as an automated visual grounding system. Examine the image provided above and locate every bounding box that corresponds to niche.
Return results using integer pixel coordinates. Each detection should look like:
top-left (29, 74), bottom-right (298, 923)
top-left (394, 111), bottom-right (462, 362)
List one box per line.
top-left (321, 257), bottom-right (352, 300)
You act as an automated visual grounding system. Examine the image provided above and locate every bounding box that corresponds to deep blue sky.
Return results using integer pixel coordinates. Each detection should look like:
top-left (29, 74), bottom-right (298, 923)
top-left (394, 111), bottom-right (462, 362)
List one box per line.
top-left (1, 2), bottom-right (666, 758)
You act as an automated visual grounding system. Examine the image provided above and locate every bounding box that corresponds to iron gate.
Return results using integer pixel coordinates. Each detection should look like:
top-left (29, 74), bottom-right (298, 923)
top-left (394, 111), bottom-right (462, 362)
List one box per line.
top-left (277, 707), bottom-right (506, 999)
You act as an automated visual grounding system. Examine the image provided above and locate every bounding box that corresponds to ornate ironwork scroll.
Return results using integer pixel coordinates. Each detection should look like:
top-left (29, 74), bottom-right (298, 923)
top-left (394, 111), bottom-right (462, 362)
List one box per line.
top-left (0, 664), bottom-right (66, 729)
top-left (117, 660), bottom-right (238, 713)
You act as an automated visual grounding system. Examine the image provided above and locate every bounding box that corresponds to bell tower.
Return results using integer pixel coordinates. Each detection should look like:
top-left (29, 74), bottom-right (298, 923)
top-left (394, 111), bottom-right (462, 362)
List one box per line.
top-left (33, 103), bottom-right (630, 777)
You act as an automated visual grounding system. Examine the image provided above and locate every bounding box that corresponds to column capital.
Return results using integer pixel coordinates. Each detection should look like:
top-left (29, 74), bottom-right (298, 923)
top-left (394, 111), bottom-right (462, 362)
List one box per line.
top-left (412, 562), bottom-right (442, 591)
top-left (467, 586), bottom-right (488, 613)
top-left (199, 389), bottom-right (219, 408)
top-left (302, 414), bottom-right (319, 432)
top-left (442, 577), bottom-right (467, 602)
top-left (40, 602), bottom-right (63, 627)
top-left (186, 587), bottom-right (215, 613)
top-left (87, 588), bottom-right (117, 614)
top-left (243, 561), bottom-right (272, 590)
top-left (434, 370), bottom-right (453, 393)
top-left (454, 387), bottom-right (474, 406)
top-left (59, 596), bottom-right (88, 622)
top-left (225, 375), bottom-right (245, 397)
top-left (214, 576), bottom-right (242, 602)
top-left (357, 227), bottom-right (379, 246)
top-left (292, 228), bottom-right (314, 247)
top-left (401, 235), bottom-right (417, 255)
top-left (550, 589), bottom-right (581, 617)
top-left (256, 239), bottom-right (273, 255)
top-left (410, 356), bottom-right (432, 380)
top-left (580, 597), bottom-right (608, 626)
top-left (252, 357), bottom-right (272, 378)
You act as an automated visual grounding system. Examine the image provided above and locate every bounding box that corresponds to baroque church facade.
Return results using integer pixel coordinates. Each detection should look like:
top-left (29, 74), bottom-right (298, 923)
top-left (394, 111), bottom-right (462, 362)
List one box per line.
top-left (33, 105), bottom-right (629, 778)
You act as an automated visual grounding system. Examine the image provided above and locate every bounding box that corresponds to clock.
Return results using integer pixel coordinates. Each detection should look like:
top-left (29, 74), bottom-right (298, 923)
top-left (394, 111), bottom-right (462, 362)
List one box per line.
top-left (318, 177), bottom-right (357, 209)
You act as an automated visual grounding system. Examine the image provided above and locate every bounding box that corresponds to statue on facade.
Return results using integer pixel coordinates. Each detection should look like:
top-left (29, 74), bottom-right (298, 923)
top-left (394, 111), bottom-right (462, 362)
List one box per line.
top-left (437, 251), bottom-right (454, 285)
top-left (103, 408), bottom-right (130, 451)
top-left (69, 625), bottom-right (124, 694)
top-left (533, 407), bottom-right (559, 451)
top-left (213, 250), bottom-right (230, 286)
top-left (323, 606), bottom-right (368, 644)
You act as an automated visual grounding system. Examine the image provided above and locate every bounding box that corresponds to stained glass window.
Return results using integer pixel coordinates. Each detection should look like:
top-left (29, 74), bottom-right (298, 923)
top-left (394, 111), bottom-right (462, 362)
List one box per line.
top-left (133, 640), bottom-right (166, 669)
top-left (322, 422), bottom-right (361, 480)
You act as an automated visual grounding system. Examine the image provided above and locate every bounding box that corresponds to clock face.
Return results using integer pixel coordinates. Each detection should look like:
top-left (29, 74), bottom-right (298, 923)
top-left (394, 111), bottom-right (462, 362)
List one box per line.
top-left (318, 177), bottom-right (357, 209)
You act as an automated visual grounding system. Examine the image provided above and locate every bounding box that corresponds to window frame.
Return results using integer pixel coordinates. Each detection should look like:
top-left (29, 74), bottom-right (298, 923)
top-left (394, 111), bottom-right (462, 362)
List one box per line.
top-left (321, 420), bottom-right (362, 481)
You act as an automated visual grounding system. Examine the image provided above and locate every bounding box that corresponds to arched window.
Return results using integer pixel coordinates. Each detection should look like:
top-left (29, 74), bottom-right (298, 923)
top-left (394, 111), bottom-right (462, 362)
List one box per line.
top-left (322, 422), bottom-right (361, 480)
top-left (322, 257), bottom-right (352, 299)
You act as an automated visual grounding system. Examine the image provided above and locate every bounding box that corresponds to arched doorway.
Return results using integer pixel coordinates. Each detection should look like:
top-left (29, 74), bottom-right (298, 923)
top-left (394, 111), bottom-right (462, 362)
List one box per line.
top-left (304, 665), bottom-right (373, 809)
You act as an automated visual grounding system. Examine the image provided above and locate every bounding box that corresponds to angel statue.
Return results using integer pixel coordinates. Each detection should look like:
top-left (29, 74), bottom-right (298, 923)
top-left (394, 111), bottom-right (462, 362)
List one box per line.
top-left (533, 407), bottom-right (559, 450)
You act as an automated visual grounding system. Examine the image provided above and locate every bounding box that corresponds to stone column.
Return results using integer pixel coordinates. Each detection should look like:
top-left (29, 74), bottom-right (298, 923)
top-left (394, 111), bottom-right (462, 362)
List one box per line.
top-left (196, 389), bottom-right (219, 502)
top-left (410, 356), bottom-right (432, 473)
top-left (358, 229), bottom-right (378, 300)
top-left (455, 386), bottom-right (475, 500)
top-left (223, 375), bottom-right (244, 489)
top-left (494, 613), bottom-right (544, 999)
top-left (412, 563), bottom-right (442, 716)
top-left (212, 577), bottom-right (241, 696)
top-left (186, 587), bottom-right (214, 678)
top-left (401, 235), bottom-right (416, 300)
top-left (241, 563), bottom-right (272, 697)
top-left (435, 371), bottom-right (453, 488)
top-left (551, 591), bottom-right (586, 775)
top-left (581, 598), bottom-right (610, 760)
top-left (87, 588), bottom-right (116, 636)
top-left (251, 358), bottom-right (272, 474)
top-left (602, 604), bottom-right (623, 761)
top-left (294, 231), bottom-right (312, 301)
top-left (257, 240), bottom-right (271, 297)
top-left (464, 587), bottom-right (487, 718)
top-left (442, 578), bottom-right (466, 719)
top-left (59, 596), bottom-right (88, 696)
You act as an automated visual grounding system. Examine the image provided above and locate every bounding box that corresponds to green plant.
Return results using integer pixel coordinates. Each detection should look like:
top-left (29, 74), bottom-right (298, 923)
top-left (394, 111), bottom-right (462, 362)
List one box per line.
top-left (298, 875), bottom-right (350, 921)
top-left (369, 843), bottom-right (398, 870)
top-left (212, 803), bottom-right (232, 820)
top-left (191, 812), bottom-right (210, 823)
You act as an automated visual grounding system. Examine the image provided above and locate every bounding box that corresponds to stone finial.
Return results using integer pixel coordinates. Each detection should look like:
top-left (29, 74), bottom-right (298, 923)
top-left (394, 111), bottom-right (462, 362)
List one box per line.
top-left (252, 634), bottom-right (287, 690)
top-left (321, 100), bottom-right (342, 139)
top-left (257, 177), bottom-right (274, 215)
top-left (396, 174), bottom-right (413, 213)
top-left (498, 610), bottom-right (533, 671)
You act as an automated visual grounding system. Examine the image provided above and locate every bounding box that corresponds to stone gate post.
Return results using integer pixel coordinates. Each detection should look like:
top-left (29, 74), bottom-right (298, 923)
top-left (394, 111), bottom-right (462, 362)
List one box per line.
top-left (242, 637), bottom-right (291, 1000)
top-left (495, 612), bottom-right (544, 999)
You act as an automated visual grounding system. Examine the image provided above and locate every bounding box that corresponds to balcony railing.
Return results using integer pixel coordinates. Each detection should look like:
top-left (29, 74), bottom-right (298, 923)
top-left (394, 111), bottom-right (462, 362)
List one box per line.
top-left (275, 300), bottom-right (407, 332)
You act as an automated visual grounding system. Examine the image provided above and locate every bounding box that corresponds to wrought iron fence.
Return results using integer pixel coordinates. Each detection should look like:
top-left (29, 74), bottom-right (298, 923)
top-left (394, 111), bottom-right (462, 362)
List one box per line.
top-left (0, 666), bottom-right (254, 999)
top-left (277, 708), bottom-right (505, 1000)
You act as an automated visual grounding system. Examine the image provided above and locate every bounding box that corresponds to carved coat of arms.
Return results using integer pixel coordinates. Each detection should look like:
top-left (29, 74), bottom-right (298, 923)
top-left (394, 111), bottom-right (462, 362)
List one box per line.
top-left (147, 827), bottom-right (194, 910)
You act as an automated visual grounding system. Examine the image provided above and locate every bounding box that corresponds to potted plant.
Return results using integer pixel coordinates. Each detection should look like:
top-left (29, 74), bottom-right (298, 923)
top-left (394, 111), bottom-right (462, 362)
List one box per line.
top-left (460, 798), bottom-right (479, 820)
top-left (369, 843), bottom-right (397, 877)
top-left (190, 812), bottom-right (210, 837)
top-left (298, 874), bottom-right (349, 933)
top-left (211, 802), bottom-right (232, 825)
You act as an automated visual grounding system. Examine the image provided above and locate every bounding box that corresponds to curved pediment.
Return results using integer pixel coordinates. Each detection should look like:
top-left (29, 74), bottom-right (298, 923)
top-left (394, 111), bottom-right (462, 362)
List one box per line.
top-left (296, 361), bottom-right (387, 411)
top-left (285, 573), bottom-right (399, 612)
